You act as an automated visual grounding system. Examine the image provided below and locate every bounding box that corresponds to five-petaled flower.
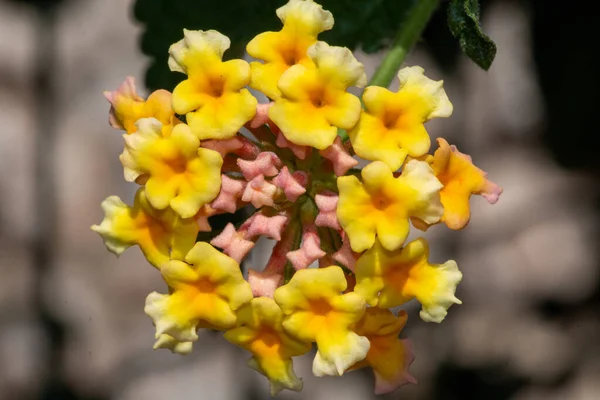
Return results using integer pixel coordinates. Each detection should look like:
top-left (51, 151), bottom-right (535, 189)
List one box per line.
top-left (354, 238), bottom-right (462, 323)
top-left (120, 118), bottom-right (223, 218)
top-left (93, 0), bottom-right (502, 395)
top-left (91, 188), bottom-right (199, 269)
top-left (269, 41), bottom-right (366, 150)
top-left (169, 29), bottom-right (258, 140)
top-left (274, 266), bottom-right (370, 376)
top-left (145, 242), bottom-right (253, 343)
top-left (350, 308), bottom-right (416, 394)
top-left (430, 138), bottom-right (503, 230)
top-left (337, 160), bottom-right (443, 253)
top-left (224, 297), bottom-right (311, 396)
top-left (350, 66), bottom-right (452, 171)
top-left (247, 0), bottom-right (333, 99)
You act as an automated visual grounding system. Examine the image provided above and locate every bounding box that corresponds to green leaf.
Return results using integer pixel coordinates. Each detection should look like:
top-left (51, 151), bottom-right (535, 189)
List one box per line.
top-left (447, 0), bottom-right (496, 70)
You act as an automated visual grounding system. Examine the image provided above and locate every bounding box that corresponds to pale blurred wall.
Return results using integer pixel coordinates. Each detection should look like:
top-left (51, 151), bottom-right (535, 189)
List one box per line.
top-left (0, 1), bottom-right (599, 400)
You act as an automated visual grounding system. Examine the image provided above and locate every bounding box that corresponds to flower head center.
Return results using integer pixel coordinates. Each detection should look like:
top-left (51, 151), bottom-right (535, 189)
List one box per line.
top-left (382, 110), bottom-right (400, 130)
top-left (309, 298), bottom-right (332, 316)
top-left (165, 156), bottom-right (188, 174)
top-left (208, 77), bottom-right (225, 98)
top-left (195, 278), bottom-right (215, 294)
top-left (373, 194), bottom-right (390, 211)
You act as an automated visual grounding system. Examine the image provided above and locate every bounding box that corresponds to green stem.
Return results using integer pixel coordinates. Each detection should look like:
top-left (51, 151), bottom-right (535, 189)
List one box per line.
top-left (368, 0), bottom-right (440, 88)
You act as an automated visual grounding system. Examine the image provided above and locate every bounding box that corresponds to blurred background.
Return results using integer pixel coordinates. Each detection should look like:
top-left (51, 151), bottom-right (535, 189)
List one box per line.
top-left (1, 0), bottom-right (598, 399)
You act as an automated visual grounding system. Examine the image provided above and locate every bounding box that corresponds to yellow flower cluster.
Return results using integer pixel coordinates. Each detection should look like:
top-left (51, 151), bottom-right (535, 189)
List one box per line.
top-left (92, 0), bottom-right (502, 396)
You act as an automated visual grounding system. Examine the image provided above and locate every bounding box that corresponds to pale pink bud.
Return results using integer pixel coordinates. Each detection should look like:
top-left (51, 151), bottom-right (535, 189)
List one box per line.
top-left (210, 175), bottom-right (246, 213)
top-left (241, 175), bottom-right (278, 208)
top-left (314, 192), bottom-right (341, 230)
top-left (202, 136), bottom-right (259, 159)
top-left (246, 214), bottom-right (288, 241)
top-left (286, 226), bottom-right (326, 270)
top-left (333, 231), bottom-right (358, 272)
top-left (249, 102), bottom-right (273, 128)
top-left (210, 223), bottom-right (254, 263)
top-left (237, 152), bottom-right (282, 180)
top-left (194, 205), bottom-right (217, 232)
top-left (275, 132), bottom-right (310, 160)
top-left (273, 166), bottom-right (306, 202)
top-left (248, 269), bottom-right (283, 298)
top-left (320, 136), bottom-right (358, 176)
top-left (248, 223), bottom-right (296, 297)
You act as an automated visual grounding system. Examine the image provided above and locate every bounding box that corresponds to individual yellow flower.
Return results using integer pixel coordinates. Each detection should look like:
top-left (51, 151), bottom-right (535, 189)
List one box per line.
top-left (91, 188), bottom-right (198, 269)
top-left (145, 242), bottom-right (253, 342)
top-left (246, 0), bottom-right (334, 99)
top-left (349, 66), bottom-right (453, 171)
top-left (269, 41), bottom-right (366, 150)
top-left (120, 118), bottom-right (223, 218)
top-left (350, 309), bottom-right (416, 395)
top-left (104, 76), bottom-right (175, 134)
top-left (169, 29), bottom-right (257, 140)
top-left (273, 266), bottom-right (369, 376)
top-left (354, 238), bottom-right (462, 323)
top-left (337, 160), bottom-right (443, 253)
top-left (224, 297), bottom-right (311, 396)
top-left (431, 138), bottom-right (503, 229)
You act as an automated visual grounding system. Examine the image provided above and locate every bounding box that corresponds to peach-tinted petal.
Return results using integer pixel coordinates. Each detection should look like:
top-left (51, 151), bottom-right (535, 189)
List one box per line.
top-left (91, 189), bottom-right (198, 269)
top-left (432, 138), bottom-right (503, 229)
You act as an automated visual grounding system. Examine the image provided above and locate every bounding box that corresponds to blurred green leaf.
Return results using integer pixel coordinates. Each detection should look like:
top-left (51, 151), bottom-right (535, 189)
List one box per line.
top-left (133, 0), bottom-right (416, 91)
top-left (447, 0), bottom-right (496, 70)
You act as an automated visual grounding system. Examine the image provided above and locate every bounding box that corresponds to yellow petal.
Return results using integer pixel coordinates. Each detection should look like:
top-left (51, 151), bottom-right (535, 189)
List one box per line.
top-left (270, 41), bottom-right (364, 149)
top-left (91, 188), bottom-right (199, 269)
top-left (432, 138), bottom-right (503, 230)
top-left (274, 266), bottom-right (368, 376)
top-left (337, 161), bottom-right (442, 252)
top-left (169, 29), bottom-right (257, 139)
top-left (246, 0), bottom-right (333, 99)
top-left (144, 242), bottom-right (253, 340)
top-left (354, 239), bottom-right (462, 323)
top-left (349, 66), bottom-right (451, 170)
top-left (121, 119), bottom-right (223, 218)
top-left (224, 297), bottom-right (311, 396)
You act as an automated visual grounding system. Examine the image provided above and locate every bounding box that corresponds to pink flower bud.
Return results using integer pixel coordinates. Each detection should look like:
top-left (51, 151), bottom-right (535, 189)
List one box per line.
top-left (320, 136), bottom-right (358, 176)
top-left (273, 166), bottom-right (306, 202)
top-left (241, 175), bottom-right (278, 208)
top-left (237, 151), bottom-right (282, 180)
top-left (275, 132), bottom-right (310, 160)
top-left (210, 223), bottom-right (254, 263)
top-left (286, 225), bottom-right (326, 270)
top-left (246, 213), bottom-right (288, 241)
top-left (248, 102), bottom-right (273, 128)
top-left (210, 175), bottom-right (246, 213)
top-left (202, 136), bottom-right (259, 159)
top-left (315, 192), bottom-right (341, 230)
top-left (332, 231), bottom-right (358, 272)
top-left (248, 269), bottom-right (283, 298)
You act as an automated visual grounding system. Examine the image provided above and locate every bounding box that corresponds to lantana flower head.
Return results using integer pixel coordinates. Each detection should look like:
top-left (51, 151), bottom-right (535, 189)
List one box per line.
top-left (93, 0), bottom-right (502, 395)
